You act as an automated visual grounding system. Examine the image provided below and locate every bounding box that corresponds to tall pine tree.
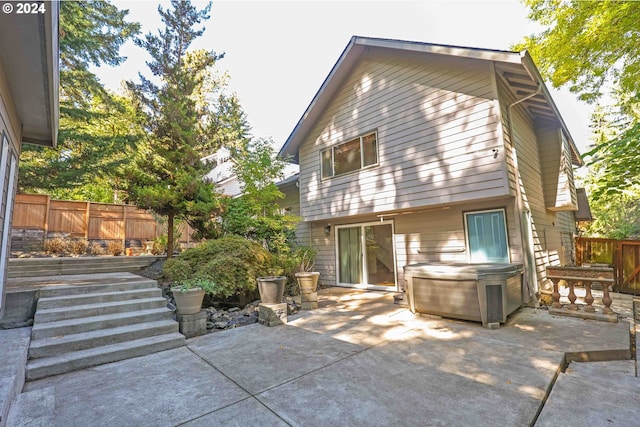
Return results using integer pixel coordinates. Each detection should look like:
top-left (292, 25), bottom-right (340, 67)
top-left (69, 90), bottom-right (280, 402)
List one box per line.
top-left (18, 1), bottom-right (141, 202)
top-left (127, 0), bottom-right (249, 257)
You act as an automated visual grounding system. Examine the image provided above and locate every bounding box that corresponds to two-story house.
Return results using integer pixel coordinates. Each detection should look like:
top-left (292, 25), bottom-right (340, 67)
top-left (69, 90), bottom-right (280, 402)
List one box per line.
top-left (0, 4), bottom-right (59, 317)
top-left (278, 36), bottom-right (583, 305)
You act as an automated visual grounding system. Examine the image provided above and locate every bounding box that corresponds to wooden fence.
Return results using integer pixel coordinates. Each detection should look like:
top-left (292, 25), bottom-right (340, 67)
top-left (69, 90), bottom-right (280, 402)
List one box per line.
top-left (12, 194), bottom-right (193, 251)
top-left (575, 237), bottom-right (640, 295)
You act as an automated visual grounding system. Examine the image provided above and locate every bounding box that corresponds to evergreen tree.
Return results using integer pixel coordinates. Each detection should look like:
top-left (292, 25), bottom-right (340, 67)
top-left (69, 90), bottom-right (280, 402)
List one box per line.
top-left (127, 0), bottom-right (250, 257)
top-left (18, 1), bottom-right (141, 202)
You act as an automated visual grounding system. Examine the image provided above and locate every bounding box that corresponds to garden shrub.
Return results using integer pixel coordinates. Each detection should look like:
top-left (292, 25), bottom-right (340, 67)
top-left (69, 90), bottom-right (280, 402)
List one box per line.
top-left (106, 241), bottom-right (123, 256)
top-left (67, 238), bottom-right (89, 256)
top-left (162, 235), bottom-right (270, 301)
top-left (90, 242), bottom-right (105, 255)
top-left (44, 237), bottom-right (67, 255)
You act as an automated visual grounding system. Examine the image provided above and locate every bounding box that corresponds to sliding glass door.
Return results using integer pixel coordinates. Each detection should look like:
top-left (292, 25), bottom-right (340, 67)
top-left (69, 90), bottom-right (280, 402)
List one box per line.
top-left (336, 221), bottom-right (396, 290)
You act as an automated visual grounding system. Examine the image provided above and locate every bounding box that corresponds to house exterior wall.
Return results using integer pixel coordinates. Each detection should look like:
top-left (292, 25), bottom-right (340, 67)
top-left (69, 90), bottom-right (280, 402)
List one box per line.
top-left (298, 52), bottom-right (511, 223)
top-left (278, 181), bottom-right (310, 247)
top-left (496, 75), bottom-right (577, 293)
top-left (287, 46), bottom-right (579, 298)
top-left (302, 198), bottom-right (520, 289)
top-left (0, 60), bottom-right (23, 315)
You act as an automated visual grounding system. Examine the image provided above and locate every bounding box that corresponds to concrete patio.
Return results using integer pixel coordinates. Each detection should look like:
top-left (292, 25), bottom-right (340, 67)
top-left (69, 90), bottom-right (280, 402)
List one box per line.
top-left (3, 286), bottom-right (638, 426)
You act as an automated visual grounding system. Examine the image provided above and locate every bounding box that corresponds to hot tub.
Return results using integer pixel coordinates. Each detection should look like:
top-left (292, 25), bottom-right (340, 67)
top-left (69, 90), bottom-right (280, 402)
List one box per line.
top-left (403, 262), bottom-right (523, 328)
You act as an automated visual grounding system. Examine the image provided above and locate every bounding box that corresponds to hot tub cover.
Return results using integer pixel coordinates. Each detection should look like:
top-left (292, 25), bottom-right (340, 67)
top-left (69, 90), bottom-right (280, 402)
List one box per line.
top-left (403, 262), bottom-right (522, 281)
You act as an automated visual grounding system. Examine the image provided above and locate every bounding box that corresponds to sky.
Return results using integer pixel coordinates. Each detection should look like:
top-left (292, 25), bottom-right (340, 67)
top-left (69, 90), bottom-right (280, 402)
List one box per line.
top-left (94, 0), bottom-right (594, 153)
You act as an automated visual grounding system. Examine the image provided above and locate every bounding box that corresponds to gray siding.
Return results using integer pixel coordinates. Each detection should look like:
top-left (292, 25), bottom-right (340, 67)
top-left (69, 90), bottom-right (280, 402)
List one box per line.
top-left (298, 53), bottom-right (510, 222)
top-left (309, 199), bottom-right (520, 290)
top-left (498, 76), bottom-right (577, 291)
top-left (277, 181), bottom-right (310, 247)
top-left (0, 61), bottom-right (22, 316)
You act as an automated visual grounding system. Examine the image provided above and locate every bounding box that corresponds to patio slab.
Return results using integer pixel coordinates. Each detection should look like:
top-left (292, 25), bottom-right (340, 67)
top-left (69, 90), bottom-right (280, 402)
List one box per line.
top-left (3, 286), bottom-right (637, 426)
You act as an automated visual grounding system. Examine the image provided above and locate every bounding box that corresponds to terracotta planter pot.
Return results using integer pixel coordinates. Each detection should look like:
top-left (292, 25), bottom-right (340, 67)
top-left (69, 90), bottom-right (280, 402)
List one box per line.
top-left (295, 272), bottom-right (320, 294)
top-left (172, 287), bottom-right (205, 315)
top-left (257, 276), bottom-right (287, 304)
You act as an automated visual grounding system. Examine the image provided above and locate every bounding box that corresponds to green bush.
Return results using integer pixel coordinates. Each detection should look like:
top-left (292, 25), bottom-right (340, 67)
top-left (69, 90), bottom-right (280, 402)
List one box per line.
top-left (162, 235), bottom-right (271, 301)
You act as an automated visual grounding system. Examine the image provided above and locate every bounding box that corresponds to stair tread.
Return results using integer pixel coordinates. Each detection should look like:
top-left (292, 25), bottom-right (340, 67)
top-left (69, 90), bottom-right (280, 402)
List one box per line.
top-left (31, 307), bottom-right (173, 332)
top-left (27, 333), bottom-right (186, 371)
top-left (35, 297), bottom-right (167, 315)
top-left (38, 287), bottom-right (160, 303)
top-left (30, 319), bottom-right (178, 349)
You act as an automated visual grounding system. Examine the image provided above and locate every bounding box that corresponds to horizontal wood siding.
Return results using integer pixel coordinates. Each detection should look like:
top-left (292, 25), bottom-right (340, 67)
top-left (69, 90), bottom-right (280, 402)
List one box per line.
top-left (309, 220), bottom-right (338, 288)
top-left (537, 124), bottom-right (561, 209)
top-left (507, 98), bottom-right (577, 291)
top-left (394, 199), bottom-right (519, 287)
top-left (307, 199), bottom-right (519, 290)
top-left (278, 182), bottom-right (310, 246)
top-left (496, 77), bottom-right (518, 197)
top-left (1, 59), bottom-right (23, 315)
top-left (299, 52), bottom-right (508, 222)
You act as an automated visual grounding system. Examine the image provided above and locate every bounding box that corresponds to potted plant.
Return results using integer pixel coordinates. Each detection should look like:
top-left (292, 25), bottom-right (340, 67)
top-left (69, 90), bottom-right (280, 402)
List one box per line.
top-left (256, 275), bottom-right (287, 304)
top-left (171, 278), bottom-right (217, 315)
top-left (294, 246), bottom-right (319, 294)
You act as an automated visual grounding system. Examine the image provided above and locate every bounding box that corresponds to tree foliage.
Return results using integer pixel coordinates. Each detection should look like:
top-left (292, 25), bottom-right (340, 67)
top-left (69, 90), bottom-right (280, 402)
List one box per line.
top-left (127, 0), bottom-right (250, 257)
top-left (517, 0), bottom-right (640, 236)
top-left (18, 1), bottom-right (141, 202)
top-left (222, 139), bottom-right (298, 255)
top-left (516, 0), bottom-right (640, 104)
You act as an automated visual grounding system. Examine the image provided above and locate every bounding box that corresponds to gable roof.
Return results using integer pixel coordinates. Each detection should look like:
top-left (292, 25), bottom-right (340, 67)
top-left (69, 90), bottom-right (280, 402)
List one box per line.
top-left (278, 36), bottom-right (582, 166)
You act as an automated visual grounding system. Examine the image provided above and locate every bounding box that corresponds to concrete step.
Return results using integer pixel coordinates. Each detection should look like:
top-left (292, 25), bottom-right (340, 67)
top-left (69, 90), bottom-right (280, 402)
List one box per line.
top-left (6, 387), bottom-right (54, 427)
top-left (31, 307), bottom-right (174, 339)
top-left (9, 256), bottom-right (161, 267)
top-left (9, 266), bottom-right (150, 278)
top-left (29, 320), bottom-right (179, 359)
top-left (34, 297), bottom-right (168, 323)
top-left (536, 363), bottom-right (640, 426)
top-left (25, 333), bottom-right (186, 381)
top-left (7, 256), bottom-right (163, 278)
top-left (37, 287), bottom-right (162, 309)
top-left (38, 277), bottom-right (157, 297)
top-left (8, 258), bottom-right (156, 270)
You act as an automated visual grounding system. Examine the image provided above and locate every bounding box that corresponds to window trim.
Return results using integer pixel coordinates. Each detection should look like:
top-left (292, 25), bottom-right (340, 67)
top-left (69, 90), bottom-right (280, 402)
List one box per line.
top-left (463, 208), bottom-right (510, 263)
top-left (320, 130), bottom-right (379, 179)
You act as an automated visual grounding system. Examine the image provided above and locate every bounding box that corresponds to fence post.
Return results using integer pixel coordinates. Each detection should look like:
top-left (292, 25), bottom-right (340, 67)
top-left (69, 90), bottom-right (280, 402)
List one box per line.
top-left (615, 240), bottom-right (622, 290)
top-left (43, 195), bottom-right (50, 240)
top-left (122, 204), bottom-right (127, 252)
top-left (84, 201), bottom-right (90, 240)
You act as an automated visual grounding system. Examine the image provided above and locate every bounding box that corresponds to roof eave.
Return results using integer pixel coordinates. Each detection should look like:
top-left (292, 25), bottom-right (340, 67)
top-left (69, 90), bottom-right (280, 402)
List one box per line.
top-left (520, 52), bottom-right (582, 167)
top-left (0, 2), bottom-right (59, 148)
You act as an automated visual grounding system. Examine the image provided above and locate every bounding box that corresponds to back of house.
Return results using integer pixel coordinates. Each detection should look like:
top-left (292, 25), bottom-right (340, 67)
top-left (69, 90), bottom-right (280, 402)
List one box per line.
top-left (278, 36), bottom-right (583, 305)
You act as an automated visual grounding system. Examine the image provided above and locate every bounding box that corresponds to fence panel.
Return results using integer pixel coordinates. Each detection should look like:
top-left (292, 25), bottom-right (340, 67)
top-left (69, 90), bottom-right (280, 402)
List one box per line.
top-left (48, 200), bottom-right (88, 236)
top-left (11, 194), bottom-right (185, 251)
top-left (575, 237), bottom-right (640, 295)
top-left (125, 206), bottom-right (159, 240)
top-left (620, 241), bottom-right (640, 295)
top-left (88, 203), bottom-right (124, 240)
top-left (13, 193), bottom-right (48, 229)
top-left (575, 237), bottom-right (616, 265)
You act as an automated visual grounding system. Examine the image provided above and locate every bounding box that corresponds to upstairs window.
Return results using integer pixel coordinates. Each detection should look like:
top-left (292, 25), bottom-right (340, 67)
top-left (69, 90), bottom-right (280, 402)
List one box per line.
top-left (321, 131), bottom-right (378, 178)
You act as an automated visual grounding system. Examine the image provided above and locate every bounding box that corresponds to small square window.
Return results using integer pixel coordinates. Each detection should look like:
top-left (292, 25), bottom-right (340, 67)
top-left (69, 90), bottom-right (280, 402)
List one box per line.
top-left (465, 209), bottom-right (509, 263)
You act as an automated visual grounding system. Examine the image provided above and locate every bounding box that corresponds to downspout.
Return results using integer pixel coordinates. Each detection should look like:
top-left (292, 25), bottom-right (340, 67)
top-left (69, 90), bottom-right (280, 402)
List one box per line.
top-left (506, 82), bottom-right (541, 305)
